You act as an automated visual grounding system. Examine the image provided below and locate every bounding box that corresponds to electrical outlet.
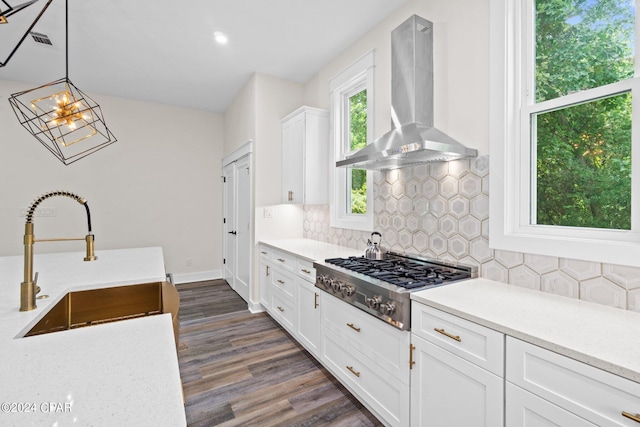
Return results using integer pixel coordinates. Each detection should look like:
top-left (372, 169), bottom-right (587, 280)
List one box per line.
top-left (264, 207), bottom-right (273, 218)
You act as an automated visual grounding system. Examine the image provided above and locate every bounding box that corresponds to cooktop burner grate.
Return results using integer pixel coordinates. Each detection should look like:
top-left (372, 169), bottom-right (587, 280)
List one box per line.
top-left (324, 255), bottom-right (470, 289)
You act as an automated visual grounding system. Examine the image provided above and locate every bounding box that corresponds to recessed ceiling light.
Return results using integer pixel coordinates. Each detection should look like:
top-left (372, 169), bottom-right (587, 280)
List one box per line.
top-left (214, 31), bottom-right (228, 45)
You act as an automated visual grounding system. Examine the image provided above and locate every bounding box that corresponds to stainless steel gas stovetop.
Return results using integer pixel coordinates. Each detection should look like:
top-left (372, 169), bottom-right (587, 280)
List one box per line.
top-left (314, 252), bottom-right (477, 330)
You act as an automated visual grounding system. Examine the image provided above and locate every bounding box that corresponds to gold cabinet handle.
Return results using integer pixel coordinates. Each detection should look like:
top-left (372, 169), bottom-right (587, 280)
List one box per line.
top-left (277, 306), bottom-right (285, 312)
top-left (301, 268), bottom-right (311, 274)
top-left (410, 344), bottom-right (416, 369)
top-left (261, 251), bottom-right (267, 255)
top-left (277, 258), bottom-right (286, 263)
top-left (347, 323), bottom-right (361, 332)
top-left (434, 327), bottom-right (461, 342)
top-left (266, 265), bottom-right (270, 277)
top-left (288, 190), bottom-right (293, 201)
top-left (277, 279), bottom-right (285, 285)
top-left (314, 292), bottom-right (319, 309)
top-left (622, 412), bottom-right (640, 423)
top-left (346, 366), bottom-right (360, 378)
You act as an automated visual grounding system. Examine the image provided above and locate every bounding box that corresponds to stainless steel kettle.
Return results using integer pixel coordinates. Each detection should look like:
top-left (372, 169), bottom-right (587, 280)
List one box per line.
top-left (365, 232), bottom-right (386, 260)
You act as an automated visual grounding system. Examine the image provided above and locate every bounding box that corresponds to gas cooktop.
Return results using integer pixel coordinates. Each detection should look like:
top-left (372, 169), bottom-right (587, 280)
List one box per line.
top-left (314, 252), bottom-right (478, 330)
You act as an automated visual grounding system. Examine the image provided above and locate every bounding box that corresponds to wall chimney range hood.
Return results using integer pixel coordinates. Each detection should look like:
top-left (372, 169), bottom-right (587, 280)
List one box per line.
top-left (337, 15), bottom-right (477, 171)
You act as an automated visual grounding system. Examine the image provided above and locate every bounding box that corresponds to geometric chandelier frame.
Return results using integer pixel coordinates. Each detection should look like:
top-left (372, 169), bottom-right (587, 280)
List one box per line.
top-left (7, 0), bottom-right (116, 165)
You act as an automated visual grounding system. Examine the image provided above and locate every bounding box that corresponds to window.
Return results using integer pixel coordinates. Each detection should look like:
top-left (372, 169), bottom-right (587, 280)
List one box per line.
top-left (329, 50), bottom-right (374, 231)
top-left (490, 0), bottom-right (640, 267)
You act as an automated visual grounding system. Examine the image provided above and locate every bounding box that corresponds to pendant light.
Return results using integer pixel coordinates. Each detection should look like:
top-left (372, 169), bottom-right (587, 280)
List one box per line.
top-left (0, 0), bottom-right (53, 67)
top-left (8, 0), bottom-right (116, 165)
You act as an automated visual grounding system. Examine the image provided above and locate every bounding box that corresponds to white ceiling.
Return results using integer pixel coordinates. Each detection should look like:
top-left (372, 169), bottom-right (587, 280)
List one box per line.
top-left (0, 0), bottom-right (407, 113)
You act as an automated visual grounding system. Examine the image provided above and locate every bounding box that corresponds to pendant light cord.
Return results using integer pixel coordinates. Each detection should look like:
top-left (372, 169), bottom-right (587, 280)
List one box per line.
top-left (65, 0), bottom-right (68, 79)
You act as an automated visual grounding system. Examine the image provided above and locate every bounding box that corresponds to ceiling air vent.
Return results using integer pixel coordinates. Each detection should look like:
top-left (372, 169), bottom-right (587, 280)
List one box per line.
top-left (30, 32), bottom-right (52, 46)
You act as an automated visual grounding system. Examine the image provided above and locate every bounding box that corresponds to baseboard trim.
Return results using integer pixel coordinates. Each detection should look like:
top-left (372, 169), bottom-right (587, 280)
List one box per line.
top-left (248, 301), bottom-right (264, 313)
top-left (171, 270), bottom-right (222, 284)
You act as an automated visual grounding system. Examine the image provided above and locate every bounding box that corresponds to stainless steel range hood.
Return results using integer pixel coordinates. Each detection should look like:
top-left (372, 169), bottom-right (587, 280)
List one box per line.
top-left (337, 15), bottom-right (477, 171)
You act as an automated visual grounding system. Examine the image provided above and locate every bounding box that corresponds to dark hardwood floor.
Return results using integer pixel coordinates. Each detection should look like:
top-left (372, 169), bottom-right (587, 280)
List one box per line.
top-left (176, 280), bottom-right (384, 427)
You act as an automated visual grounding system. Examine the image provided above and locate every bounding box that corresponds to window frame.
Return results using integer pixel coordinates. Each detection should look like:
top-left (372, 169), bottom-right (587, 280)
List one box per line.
top-left (489, 0), bottom-right (640, 267)
top-left (329, 50), bottom-right (375, 231)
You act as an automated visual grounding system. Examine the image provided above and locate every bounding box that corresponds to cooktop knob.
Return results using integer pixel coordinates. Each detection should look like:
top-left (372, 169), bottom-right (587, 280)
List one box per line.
top-left (341, 284), bottom-right (355, 297)
top-left (380, 301), bottom-right (396, 316)
top-left (332, 280), bottom-right (343, 293)
top-left (316, 274), bottom-right (326, 286)
top-left (366, 295), bottom-right (381, 309)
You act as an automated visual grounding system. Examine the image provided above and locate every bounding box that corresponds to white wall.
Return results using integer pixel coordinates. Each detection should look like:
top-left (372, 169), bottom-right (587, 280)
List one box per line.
top-left (0, 79), bottom-right (224, 279)
top-left (223, 75), bottom-right (257, 155)
top-left (303, 0), bottom-right (490, 155)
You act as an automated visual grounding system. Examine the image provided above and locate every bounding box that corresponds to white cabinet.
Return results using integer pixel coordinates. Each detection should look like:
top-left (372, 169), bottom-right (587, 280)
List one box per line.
top-left (506, 337), bottom-right (640, 427)
top-left (321, 294), bottom-right (411, 427)
top-left (297, 275), bottom-right (321, 357)
top-left (506, 382), bottom-right (598, 427)
top-left (281, 106), bottom-right (328, 205)
top-left (258, 246), bottom-right (270, 310)
top-left (258, 244), bottom-right (322, 357)
top-left (410, 302), bottom-right (505, 427)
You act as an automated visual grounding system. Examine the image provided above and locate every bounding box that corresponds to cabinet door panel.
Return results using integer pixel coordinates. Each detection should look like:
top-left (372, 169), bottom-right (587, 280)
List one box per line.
top-left (507, 337), bottom-right (640, 426)
top-left (410, 334), bottom-right (503, 427)
top-left (282, 113), bottom-right (305, 204)
top-left (506, 382), bottom-right (597, 427)
top-left (297, 280), bottom-right (321, 356)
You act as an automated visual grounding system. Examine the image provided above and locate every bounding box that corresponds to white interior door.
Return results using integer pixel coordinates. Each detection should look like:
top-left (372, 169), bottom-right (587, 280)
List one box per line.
top-left (223, 162), bottom-right (236, 288)
top-left (222, 148), bottom-right (252, 305)
top-left (234, 154), bottom-right (251, 303)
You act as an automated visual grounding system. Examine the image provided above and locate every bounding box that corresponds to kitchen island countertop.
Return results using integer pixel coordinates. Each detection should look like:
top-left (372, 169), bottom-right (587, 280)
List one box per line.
top-left (0, 247), bottom-right (186, 427)
top-left (412, 278), bottom-right (640, 383)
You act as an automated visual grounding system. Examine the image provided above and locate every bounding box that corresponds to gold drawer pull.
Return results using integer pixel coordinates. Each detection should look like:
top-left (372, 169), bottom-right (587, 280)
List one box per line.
top-left (314, 292), bottom-right (319, 309)
top-left (301, 268), bottom-right (311, 274)
top-left (347, 323), bottom-right (361, 332)
top-left (277, 279), bottom-right (285, 285)
top-left (261, 251), bottom-right (267, 254)
top-left (410, 344), bottom-right (416, 369)
top-left (277, 306), bottom-right (285, 312)
top-left (277, 258), bottom-right (286, 262)
top-left (622, 411), bottom-right (640, 423)
top-left (346, 366), bottom-right (360, 378)
top-left (434, 327), bottom-right (461, 342)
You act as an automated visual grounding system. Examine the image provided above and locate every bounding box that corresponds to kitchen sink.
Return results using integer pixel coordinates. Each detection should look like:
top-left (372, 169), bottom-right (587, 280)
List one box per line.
top-left (24, 281), bottom-right (180, 343)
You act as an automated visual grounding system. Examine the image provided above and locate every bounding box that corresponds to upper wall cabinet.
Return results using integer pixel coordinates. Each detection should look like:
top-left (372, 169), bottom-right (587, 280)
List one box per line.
top-left (281, 106), bottom-right (329, 205)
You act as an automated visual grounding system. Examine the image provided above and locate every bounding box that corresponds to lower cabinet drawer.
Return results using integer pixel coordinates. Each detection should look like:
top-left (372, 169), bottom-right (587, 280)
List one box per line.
top-left (411, 301), bottom-right (504, 376)
top-left (321, 327), bottom-right (409, 427)
top-left (506, 337), bottom-right (640, 426)
top-left (322, 293), bottom-right (410, 384)
top-left (271, 268), bottom-right (297, 300)
top-left (506, 382), bottom-right (597, 427)
top-left (270, 289), bottom-right (296, 333)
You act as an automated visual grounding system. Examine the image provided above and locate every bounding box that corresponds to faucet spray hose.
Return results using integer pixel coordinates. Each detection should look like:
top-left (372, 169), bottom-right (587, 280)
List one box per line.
top-left (26, 190), bottom-right (92, 233)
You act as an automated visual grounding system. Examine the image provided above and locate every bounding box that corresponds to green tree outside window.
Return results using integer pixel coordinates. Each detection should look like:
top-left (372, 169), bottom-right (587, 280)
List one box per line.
top-left (535, 0), bottom-right (634, 230)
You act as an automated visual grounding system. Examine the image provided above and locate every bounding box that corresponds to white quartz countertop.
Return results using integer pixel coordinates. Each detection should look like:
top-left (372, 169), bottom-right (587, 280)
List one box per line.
top-left (411, 278), bottom-right (640, 383)
top-left (0, 247), bottom-right (186, 427)
top-left (260, 238), bottom-right (363, 261)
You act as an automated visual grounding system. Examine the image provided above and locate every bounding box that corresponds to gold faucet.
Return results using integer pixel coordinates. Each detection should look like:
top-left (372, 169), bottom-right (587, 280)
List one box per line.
top-left (20, 191), bottom-right (97, 312)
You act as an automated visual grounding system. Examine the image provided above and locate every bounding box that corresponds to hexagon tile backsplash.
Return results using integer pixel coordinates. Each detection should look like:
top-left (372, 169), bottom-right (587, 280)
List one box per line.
top-left (303, 156), bottom-right (640, 313)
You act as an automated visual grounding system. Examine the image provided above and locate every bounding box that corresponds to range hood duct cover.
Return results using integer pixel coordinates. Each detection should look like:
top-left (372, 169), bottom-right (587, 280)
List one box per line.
top-left (337, 15), bottom-right (477, 171)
